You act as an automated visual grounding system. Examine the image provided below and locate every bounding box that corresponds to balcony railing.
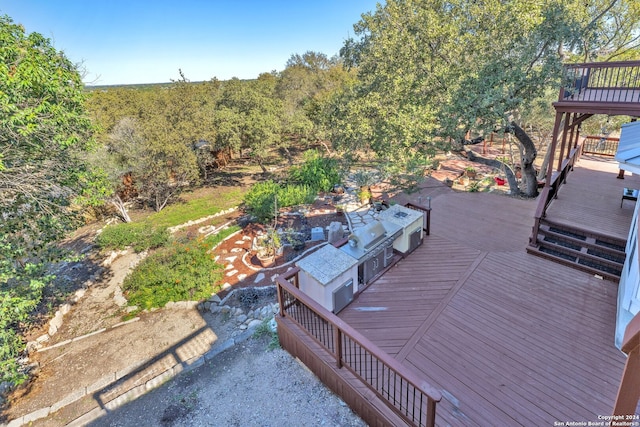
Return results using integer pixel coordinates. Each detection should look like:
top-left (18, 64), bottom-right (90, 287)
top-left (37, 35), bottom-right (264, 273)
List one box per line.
top-left (560, 61), bottom-right (640, 103)
top-left (582, 135), bottom-right (620, 156)
top-left (276, 268), bottom-right (441, 427)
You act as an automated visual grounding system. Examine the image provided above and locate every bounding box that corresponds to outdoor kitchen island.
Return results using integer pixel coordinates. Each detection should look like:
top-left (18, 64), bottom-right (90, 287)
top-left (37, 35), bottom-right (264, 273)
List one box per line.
top-left (294, 204), bottom-right (425, 313)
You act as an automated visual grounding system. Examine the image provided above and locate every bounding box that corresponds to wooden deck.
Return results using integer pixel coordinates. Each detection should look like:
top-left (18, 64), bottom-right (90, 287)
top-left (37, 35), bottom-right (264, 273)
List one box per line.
top-left (545, 154), bottom-right (640, 240)
top-left (339, 176), bottom-right (630, 425)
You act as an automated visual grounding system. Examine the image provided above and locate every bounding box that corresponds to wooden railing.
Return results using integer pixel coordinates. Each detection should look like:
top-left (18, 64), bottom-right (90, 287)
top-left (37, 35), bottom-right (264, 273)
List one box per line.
top-left (405, 202), bottom-right (432, 235)
top-left (276, 268), bottom-right (441, 427)
top-left (561, 61), bottom-right (640, 103)
top-left (530, 144), bottom-right (582, 246)
top-left (582, 135), bottom-right (620, 156)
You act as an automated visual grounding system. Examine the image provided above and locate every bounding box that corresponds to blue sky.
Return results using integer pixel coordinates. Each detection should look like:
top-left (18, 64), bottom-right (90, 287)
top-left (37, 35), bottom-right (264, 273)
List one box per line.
top-left (0, 1), bottom-right (380, 85)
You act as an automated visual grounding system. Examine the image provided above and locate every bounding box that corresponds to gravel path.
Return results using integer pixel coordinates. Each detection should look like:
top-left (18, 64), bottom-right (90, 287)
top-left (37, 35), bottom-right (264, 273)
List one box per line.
top-left (85, 335), bottom-right (366, 427)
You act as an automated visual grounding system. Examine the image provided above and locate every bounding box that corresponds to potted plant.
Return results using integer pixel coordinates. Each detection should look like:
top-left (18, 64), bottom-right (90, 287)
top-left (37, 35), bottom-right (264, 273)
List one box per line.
top-left (256, 227), bottom-right (281, 268)
top-left (358, 187), bottom-right (372, 205)
top-left (335, 204), bottom-right (345, 216)
top-left (465, 166), bottom-right (477, 179)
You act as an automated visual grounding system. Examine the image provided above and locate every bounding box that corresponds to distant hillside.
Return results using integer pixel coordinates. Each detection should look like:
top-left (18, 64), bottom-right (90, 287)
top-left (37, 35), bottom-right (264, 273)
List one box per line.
top-left (85, 78), bottom-right (255, 92)
top-left (85, 82), bottom-right (175, 92)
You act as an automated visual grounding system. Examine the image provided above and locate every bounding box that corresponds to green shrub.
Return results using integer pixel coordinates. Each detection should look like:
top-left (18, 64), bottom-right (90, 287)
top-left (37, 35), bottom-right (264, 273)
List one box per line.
top-left (244, 181), bottom-right (317, 222)
top-left (288, 150), bottom-right (341, 192)
top-left (0, 264), bottom-right (47, 386)
top-left (277, 184), bottom-right (316, 207)
top-left (122, 226), bottom-right (239, 310)
top-left (96, 222), bottom-right (170, 252)
top-left (243, 180), bottom-right (281, 222)
top-left (253, 318), bottom-right (280, 350)
top-left (244, 151), bottom-right (341, 221)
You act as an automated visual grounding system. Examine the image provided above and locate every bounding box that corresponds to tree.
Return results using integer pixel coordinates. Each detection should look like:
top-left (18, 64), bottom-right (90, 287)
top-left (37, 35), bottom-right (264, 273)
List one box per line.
top-left (87, 117), bottom-right (146, 222)
top-left (216, 76), bottom-right (283, 173)
top-left (0, 15), bottom-right (94, 384)
top-left (333, 0), bottom-right (640, 197)
top-left (278, 52), bottom-right (356, 156)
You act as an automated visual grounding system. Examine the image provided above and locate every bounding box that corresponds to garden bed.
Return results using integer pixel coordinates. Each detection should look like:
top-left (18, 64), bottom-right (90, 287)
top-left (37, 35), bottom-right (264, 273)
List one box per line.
top-left (212, 195), bottom-right (349, 290)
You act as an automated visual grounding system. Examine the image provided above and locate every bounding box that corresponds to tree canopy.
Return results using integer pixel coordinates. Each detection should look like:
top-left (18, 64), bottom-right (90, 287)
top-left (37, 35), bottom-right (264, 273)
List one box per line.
top-left (0, 15), bottom-right (94, 384)
top-left (332, 0), bottom-right (640, 196)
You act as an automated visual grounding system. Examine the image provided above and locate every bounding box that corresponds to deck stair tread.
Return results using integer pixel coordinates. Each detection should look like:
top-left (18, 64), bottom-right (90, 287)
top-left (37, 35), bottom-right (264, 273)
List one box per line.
top-left (529, 219), bottom-right (626, 281)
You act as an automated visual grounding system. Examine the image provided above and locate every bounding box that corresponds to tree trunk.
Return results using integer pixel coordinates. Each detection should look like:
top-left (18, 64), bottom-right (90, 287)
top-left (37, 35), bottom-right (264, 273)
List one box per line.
top-left (257, 159), bottom-right (268, 173)
top-left (281, 146), bottom-right (294, 165)
top-left (464, 149), bottom-right (521, 196)
top-left (111, 194), bottom-right (131, 223)
top-left (509, 121), bottom-right (538, 198)
top-left (319, 140), bottom-right (333, 155)
top-left (537, 118), bottom-right (565, 181)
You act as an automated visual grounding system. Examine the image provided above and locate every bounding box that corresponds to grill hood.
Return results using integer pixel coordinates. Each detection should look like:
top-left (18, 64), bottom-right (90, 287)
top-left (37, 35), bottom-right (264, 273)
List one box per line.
top-left (348, 221), bottom-right (387, 251)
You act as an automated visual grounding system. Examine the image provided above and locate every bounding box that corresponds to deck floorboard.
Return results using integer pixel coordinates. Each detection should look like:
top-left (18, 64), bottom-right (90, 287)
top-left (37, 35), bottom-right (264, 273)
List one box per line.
top-left (337, 161), bottom-right (630, 425)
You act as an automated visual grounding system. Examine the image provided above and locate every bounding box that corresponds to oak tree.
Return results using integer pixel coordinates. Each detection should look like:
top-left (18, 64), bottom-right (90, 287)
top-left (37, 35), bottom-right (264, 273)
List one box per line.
top-left (333, 0), bottom-right (640, 197)
top-left (0, 16), bottom-right (94, 384)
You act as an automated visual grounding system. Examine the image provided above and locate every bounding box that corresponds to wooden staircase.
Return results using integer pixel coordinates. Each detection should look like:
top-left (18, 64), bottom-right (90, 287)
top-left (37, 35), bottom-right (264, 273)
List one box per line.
top-left (527, 219), bottom-right (626, 282)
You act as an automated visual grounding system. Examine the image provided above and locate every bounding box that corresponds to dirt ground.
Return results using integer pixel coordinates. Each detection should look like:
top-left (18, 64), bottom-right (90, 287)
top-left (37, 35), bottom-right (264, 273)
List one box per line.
top-left (1, 190), bottom-right (350, 426)
top-left (82, 335), bottom-right (366, 427)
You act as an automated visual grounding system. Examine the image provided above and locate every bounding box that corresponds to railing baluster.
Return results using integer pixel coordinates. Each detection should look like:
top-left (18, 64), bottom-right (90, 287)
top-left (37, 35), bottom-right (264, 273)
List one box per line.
top-left (275, 276), bottom-right (441, 427)
top-left (563, 62), bottom-right (640, 104)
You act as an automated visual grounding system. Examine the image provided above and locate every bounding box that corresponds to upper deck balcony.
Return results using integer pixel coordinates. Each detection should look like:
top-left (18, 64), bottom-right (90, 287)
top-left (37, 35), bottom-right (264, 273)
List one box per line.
top-left (556, 61), bottom-right (640, 116)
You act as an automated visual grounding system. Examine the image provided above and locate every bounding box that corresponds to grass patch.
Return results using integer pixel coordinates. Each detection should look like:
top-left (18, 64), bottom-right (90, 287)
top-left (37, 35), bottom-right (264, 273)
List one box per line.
top-left (253, 317), bottom-right (280, 350)
top-left (122, 226), bottom-right (240, 311)
top-left (97, 187), bottom-right (245, 253)
top-left (96, 222), bottom-right (170, 252)
top-left (148, 188), bottom-right (245, 228)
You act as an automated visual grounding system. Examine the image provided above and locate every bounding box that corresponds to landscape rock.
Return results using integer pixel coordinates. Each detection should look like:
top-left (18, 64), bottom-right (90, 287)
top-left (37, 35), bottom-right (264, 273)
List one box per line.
top-left (60, 304), bottom-right (71, 315)
top-left (49, 312), bottom-right (64, 330)
top-left (247, 319), bottom-right (262, 329)
top-left (48, 324), bottom-right (58, 336)
top-left (236, 314), bottom-right (248, 324)
top-left (113, 286), bottom-right (127, 307)
top-left (73, 288), bottom-right (86, 301)
top-left (26, 341), bottom-right (41, 353)
top-left (328, 221), bottom-right (344, 244)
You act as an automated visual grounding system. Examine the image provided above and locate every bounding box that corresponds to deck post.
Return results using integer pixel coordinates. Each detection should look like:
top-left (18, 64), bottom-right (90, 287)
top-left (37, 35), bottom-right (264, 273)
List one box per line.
top-left (613, 312), bottom-right (640, 417)
top-left (558, 114), bottom-right (571, 172)
top-left (426, 397), bottom-right (437, 427)
top-left (334, 325), bottom-right (343, 368)
top-left (277, 280), bottom-right (285, 317)
top-left (546, 112), bottom-right (564, 188)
